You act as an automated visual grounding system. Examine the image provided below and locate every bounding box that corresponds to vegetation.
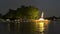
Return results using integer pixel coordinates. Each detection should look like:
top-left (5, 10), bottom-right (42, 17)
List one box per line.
top-left (3, 6), bottom-right (40, 19)
top-left (0, 14), bottom-right (2, 18)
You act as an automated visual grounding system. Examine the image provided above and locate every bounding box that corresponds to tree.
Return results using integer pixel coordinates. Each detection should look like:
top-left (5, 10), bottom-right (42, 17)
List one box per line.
top-left (16, 6), bottom-right (40, 19)
top-left (3, 9), bottom-right (16, 19)
top-left (3, 6), bottom-right (40, 19)
top-left (26, 6), bottom-right (40, 19)
top-left (0, 14), bottom-right (2, 18)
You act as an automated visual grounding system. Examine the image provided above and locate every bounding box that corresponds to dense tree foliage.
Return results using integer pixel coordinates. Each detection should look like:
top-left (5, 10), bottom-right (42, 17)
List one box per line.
top-left (3, 6), bottom-right (40, 19)
top-left (3, 9), bottom-right (17, 19)
top-left (0, 14), bottom-right (2, 18)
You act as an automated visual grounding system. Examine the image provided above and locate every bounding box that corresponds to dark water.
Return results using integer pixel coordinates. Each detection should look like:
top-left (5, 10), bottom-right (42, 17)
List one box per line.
top-left (0, 20), bottom-right (60, 34)
top-left (48, 20), bottom-right (60, 34)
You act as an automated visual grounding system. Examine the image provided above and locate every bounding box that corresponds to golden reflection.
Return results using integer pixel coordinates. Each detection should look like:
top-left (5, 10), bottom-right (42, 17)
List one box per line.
top-left (32, 12), bottom-right (50, 34)
top-left (39, 22), bottom-right (44, 32)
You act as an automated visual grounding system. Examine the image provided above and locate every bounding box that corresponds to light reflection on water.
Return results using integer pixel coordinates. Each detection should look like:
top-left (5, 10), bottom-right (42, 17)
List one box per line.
top-left (0, 20), bottom-right (60, 34)
top-left (35, 21), bottom-right (45, 34)
top-left (39, 22), bottom-right (44, 32)
top-left (0, 21), bottom-right (47, 34)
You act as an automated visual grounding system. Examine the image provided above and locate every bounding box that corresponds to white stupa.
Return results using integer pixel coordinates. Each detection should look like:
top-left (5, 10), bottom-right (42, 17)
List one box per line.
top-left (39, 12), bottom-right (44, 20)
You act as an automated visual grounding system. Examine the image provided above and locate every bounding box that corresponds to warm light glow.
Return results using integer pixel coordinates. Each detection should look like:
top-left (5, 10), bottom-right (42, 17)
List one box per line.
top-left (39, 22), bottom-right (44, 32)
top-left (34, 11), bottom-right (50, 34)
top-left (39, 18), bottom-right (44, 20)
top-left (39, 11), bottom-right (44, 20)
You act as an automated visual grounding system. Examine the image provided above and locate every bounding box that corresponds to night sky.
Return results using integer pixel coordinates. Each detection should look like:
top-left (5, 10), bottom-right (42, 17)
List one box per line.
top-left (0, 0), bottom-right (60, 17)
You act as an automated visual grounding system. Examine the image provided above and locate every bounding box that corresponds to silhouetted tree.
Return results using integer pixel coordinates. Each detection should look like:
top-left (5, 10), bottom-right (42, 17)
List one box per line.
top-left (3, 9), bottom-right (16, 19)
top-left (0, 14), bottom-right (2, 18)
top-left (3, 6), bottom-right (40, 19)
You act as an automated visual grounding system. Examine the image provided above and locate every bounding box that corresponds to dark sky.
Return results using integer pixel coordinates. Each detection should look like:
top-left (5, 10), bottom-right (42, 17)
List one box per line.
top-left (0, 0), bottom-right (60, 17)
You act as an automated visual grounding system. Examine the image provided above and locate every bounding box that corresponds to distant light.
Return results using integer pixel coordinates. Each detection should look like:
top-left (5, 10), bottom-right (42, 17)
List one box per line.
top-left (6, 19), bottom-right (10, 21)
top-left (39, 18), bottom-right (44, 20)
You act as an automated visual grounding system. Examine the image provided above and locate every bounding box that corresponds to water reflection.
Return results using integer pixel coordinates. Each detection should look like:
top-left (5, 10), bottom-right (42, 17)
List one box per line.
top-left (39, 22), bottom-right (44, 32)
top-left (0, 19), bottom-right (52, 34)
top-left (6, 20), bottom-right (46, 34)
top-left (36, 21), bottom-right (45, 34)
top-left (0, 19), bottom-right (60, 34)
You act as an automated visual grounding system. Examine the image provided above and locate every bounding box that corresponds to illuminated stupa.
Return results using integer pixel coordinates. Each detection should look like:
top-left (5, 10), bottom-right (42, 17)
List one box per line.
top-left (33, 11), bottom-right (50, 34)
top-left (39, 12), bottom-right (44, 20)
